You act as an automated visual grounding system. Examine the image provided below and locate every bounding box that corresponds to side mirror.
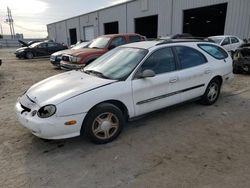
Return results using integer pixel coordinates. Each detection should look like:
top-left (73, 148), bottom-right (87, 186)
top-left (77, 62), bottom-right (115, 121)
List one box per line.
top-left (140, 69), bottom-right (156, 78)
top-left (108, 45), bottom-right (116, 50)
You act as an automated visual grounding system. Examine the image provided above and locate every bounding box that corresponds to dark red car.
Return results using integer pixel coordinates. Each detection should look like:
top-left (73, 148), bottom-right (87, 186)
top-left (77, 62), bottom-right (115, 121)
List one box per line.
top-left (60, 33), bottom-right (145, 70)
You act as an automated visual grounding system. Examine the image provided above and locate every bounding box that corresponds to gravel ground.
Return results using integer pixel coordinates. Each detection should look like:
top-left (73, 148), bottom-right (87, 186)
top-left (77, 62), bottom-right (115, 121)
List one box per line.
top-left (0, 48), bottom-right (250, 188)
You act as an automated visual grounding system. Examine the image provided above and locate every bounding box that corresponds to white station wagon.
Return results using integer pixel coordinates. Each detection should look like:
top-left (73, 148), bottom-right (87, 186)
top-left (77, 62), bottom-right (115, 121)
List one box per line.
top-left (15, 39), bottom-right (234, 144)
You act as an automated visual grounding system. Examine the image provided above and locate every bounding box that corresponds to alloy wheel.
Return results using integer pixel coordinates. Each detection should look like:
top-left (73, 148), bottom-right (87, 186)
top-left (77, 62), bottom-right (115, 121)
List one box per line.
top-left (92, 112), bottom-right (119, 140)
top-left (207, 82), bottom-right (219, 102)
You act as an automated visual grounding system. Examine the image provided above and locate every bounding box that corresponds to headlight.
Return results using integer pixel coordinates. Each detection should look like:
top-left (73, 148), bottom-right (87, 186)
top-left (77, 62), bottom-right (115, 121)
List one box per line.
top-left (37, 105), bottom-right (56, 118)
top-left (70, 56), bottom-right (81, 63)
top-left (57, 55), bottom-right (62, 60)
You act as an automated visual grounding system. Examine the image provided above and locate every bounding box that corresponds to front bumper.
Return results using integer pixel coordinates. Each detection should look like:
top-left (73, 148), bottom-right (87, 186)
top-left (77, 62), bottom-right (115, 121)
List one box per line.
top-left (60, 61), bottom-right (85, 70)
top-left (15, 51), bottom-right (25, 58)
top-left (50, 56), bottom-right (61, 67)
top-left (15, 99), bottom-right (86, 139)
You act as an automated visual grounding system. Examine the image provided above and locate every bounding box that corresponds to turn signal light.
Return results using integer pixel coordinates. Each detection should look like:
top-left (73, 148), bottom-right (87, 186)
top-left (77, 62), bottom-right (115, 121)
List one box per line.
top-left (64, 120), bottom-right (77, 126)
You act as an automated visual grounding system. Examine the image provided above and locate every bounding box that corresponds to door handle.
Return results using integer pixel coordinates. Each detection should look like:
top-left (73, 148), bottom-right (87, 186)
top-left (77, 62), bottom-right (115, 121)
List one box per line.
top-left (170, 77), bottom-right (178, 83)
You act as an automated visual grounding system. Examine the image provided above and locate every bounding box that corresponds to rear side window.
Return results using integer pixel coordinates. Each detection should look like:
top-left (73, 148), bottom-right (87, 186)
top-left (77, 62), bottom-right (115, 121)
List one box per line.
top-left (230, 37), bottom-right (239, 44)
top-left (129, 35), bottom-right (141, 43)
top-left (48, 43), bottom-right (57, 48)
top-left (198, 44), bottom-right (228, 60)
top-left (175, 46), bottom-right (207, 69)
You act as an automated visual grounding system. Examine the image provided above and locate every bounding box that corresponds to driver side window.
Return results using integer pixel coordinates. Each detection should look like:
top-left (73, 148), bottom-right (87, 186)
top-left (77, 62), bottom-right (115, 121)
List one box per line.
top-left (140, 47), bottom-right (176, 75)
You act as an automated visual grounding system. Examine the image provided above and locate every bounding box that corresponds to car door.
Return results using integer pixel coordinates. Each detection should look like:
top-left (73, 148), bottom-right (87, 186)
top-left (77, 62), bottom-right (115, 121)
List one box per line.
top-left (35, 43), bottom-right (48, 56)
top-left (221, 37), bottom-right (232, 52)
top-left (47, 43), bottom-right (60, 55)
top-left (132, 47), bottom-right (181, 116)
top-left (173, 46), bottom-right (212, 102)
top-left (230, 37), bottom-right (241, 51)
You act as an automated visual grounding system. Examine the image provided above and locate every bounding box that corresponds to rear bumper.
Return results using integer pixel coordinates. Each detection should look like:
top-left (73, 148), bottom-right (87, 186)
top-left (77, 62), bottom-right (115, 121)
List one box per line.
top-left (223, 72), bottom-right (234, 83)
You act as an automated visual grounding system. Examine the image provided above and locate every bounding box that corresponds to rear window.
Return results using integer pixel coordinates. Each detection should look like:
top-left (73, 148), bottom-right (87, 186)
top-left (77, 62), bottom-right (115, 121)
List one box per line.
top-left (198, 44), bottom-right (228, 60)
top-left (129, 35), bottom-right (141, 43)
top-left (231, 37), bottom-right (239, 44)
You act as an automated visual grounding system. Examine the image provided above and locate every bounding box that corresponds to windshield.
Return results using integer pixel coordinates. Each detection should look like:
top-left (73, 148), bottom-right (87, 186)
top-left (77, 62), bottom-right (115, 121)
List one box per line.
top-left (84, 47), bottom-right (148, 80)
top-left (30, 42), bottom-right (42, 48)
top-left (72, 42), bottom-right (89, 50)
top-left (209, 37), bottom-right (224, 44)
top-left (88, 37), bottom-right (111, 49)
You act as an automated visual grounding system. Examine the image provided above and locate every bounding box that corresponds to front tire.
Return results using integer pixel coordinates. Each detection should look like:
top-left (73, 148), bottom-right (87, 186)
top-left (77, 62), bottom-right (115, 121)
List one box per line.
top-left (26, 52), bottom-right (34, 59)
top-left (200, 79), bottom-right (221, 105)
top-left (82, 103), bottom-right (125, 144)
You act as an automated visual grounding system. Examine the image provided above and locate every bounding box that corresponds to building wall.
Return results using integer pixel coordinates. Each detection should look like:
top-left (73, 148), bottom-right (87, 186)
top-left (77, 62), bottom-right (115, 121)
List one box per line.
top-left (47, 24), bottom-right (56, 41)
top-left (126, 0), bottom-right (172, 37)
top-left (55, 21), bottom-right (67, 44)
top-left (79, 12), bottom-right (99, 39)
top-left (47, 0), bottom-right (250, 44)
top-left (98, 4), bottom-right (127, 35)
top-left (172, 0), bottom-right (250, 39)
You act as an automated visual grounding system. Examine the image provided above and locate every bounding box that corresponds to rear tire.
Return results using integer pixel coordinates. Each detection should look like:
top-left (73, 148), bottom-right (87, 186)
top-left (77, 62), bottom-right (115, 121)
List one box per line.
top-left (82, 103), bottom-right (125, 144)
top-left (26, 52), bottom-right (34, 59)
top-left (200, 79), bottom-right (221, 105)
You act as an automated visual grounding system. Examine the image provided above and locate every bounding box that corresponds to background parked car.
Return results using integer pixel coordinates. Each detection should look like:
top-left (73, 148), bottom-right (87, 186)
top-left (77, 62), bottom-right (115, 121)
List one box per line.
top-left (208, 35), bottom-right (244, 55)
top-left (60, 33), bottom-right (145, 70)
top-left (233, 43), bottom-right (250, 74)
top-left (50, 41), bottom-right (90, 67)
top-left (15, 41), bottom-right (68, 59)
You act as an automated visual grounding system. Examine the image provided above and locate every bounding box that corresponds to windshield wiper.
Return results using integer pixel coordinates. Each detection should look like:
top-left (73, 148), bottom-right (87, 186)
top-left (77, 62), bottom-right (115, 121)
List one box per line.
top-left (84, 70), bottom-right (110, 79)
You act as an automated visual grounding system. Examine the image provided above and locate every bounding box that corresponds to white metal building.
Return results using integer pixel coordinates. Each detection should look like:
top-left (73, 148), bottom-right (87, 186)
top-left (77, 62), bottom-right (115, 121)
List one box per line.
top-left (47, 0), bottom-right (250, 45)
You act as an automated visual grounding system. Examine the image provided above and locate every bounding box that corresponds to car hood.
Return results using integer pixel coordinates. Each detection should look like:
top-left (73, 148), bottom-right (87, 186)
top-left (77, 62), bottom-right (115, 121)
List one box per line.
top-left (66, 48), bottom-right (106, 57)
top-left (18, 40), bottom-right (28, 47)
top-left (16, 47), bottom-right (29, 52)
top-left (26, 71), bottom-right (116, 106)
top-left (51, 49), bottom-right (72, 56)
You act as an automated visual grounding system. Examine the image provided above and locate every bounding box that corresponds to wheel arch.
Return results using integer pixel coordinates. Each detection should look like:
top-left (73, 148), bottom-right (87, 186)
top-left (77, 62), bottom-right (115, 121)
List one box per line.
top-left (81, 99), bottom-right (129, 133)
top-left (211, 75), bottom-right (223, 86)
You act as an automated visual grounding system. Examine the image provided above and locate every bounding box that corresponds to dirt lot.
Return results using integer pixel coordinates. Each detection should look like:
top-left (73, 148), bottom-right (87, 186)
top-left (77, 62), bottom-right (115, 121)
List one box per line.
top-left (0, 48), bottom-right (250, 188)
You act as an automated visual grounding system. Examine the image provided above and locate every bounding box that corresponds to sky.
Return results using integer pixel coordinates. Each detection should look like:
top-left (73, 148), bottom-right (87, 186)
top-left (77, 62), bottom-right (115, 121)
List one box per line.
top-left (0, 0), bottom-right (129, 38)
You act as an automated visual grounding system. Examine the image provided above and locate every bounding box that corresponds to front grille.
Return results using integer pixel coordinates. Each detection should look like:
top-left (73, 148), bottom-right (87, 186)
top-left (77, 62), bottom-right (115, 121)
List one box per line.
top-left (62, 55), bottom-right (70, 62)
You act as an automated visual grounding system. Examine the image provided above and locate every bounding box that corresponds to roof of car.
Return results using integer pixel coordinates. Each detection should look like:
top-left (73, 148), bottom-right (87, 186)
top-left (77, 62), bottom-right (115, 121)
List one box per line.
top-left (122, 41), bottom-right (161, 49)
top-left (209, 35), bottom-right (236, 38)
top-left (122, 39), bottom-right (210, 49)
top-left (100, 33), bottom-right (141, 38)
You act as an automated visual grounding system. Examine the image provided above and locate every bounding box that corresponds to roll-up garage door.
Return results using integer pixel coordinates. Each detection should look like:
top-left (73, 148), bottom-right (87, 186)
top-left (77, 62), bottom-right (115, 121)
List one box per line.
top-left (84, 26), bottom-right (94, 41)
